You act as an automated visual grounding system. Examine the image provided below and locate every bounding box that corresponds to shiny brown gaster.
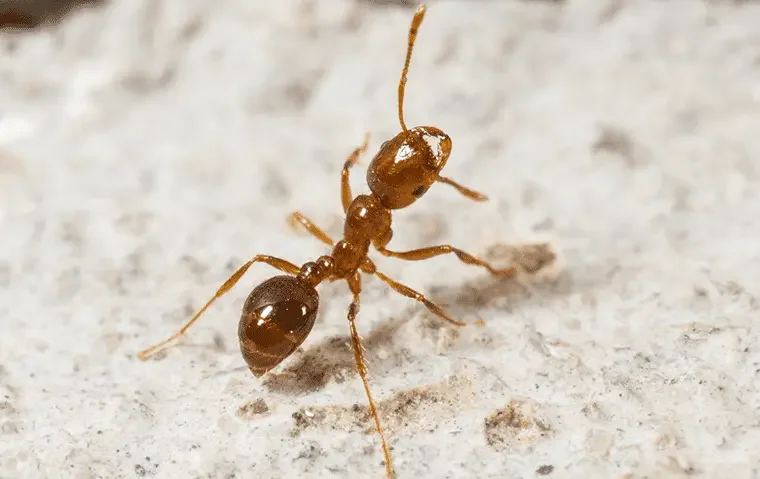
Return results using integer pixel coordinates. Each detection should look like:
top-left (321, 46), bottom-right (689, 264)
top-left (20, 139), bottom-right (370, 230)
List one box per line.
top-left (137, 5), bottom-right (515, 478)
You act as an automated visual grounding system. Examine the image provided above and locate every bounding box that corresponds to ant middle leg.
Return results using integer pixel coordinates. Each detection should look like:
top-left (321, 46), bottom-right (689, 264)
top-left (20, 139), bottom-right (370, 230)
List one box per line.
top-left (137, 255), bottom-right (300, 360)
top-left (376, 244), bottom-right (516, 277)
top-left (341, 132), bottom-right (370, 212)
top-left (346, 272), bottom-right (395, 478)
top-left (288, 211), bottom-right (335, 247)
top-left (436, 175), bottom-right (489, 202)
top-left (361, 260), bottom-right (466, 327)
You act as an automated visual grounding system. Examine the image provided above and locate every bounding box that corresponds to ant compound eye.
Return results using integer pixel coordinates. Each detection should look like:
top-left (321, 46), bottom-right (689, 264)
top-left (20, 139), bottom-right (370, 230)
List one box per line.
top-left (412, 185), bottom-right (426, 197)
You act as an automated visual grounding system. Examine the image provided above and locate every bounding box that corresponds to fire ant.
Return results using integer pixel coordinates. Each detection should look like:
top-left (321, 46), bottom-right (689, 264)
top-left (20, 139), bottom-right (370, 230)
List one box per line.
top-left (137, 4), bottom-right (516, 478)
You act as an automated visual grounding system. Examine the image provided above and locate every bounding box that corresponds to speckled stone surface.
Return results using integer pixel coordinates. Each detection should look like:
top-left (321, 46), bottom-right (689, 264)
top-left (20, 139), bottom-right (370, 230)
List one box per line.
top-left (1, 1), bottom-right (759, 478)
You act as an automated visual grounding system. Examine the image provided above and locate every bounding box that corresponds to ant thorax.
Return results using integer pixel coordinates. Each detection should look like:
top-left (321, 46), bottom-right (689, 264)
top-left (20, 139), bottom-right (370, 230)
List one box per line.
top-left (344, 194), bottom-right (391, 242)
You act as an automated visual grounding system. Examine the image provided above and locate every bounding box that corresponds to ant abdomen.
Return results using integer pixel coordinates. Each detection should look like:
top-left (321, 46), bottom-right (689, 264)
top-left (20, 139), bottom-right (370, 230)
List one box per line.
top-left (238, 275), bottom-right (319, 377)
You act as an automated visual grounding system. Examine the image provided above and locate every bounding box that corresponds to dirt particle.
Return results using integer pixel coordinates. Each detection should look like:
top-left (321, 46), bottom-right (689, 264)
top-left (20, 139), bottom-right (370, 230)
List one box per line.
top-left (121, 64), bottom-right (177, 93)
top-left (237, 398), bottom-right (270, 420)
top-left (60, 219), bottom-right (85, 256)
top-left (341, 5), bottom-right (364, 32)
top-left (581, 402), bottom-right (609, 421)
top-left (435, 326), bottom-right (461, 354)
top-left (134, 464), bottom-right (146, 476)
top-left (0, 401), bottom-right (17, 416)
top-left (598, 0), bottom-right (625, 24)
top-left (212, 333), bottom-right (226, 352)
top-left (693, 286), bottom-right (708, 298)
top-left (290, 408), bottom-right (326, 436)
top-left (717, 280), bottom-right (745, 296)
top-left (294, 441), bottom-right (325, 464)
top-left (486, 242), bottom-right (559, 277)
top-left (358, 0), bottom-right (419, 8)
top-left (289, 374), bottom-right (473, 437)
top-left (592, 125), bottom-right (647, 168)
top-left (532, 217), bottom-right (555, 232)
top-left (284, 80), bottom-right (316, 111)
top-left (484, 400), bottom-right (553, 452)
top-left (263, 165), bottom-right (291, 201)
top-left (536, 464), bottom-right (554, 475)
top-left (517, 244), bottom-right (557, 274)
top-left (433, 33), bottom-right (459, 66)
top-left (1, 420), bottom-right (19, 434)
top-left (667, 454), bottom-right (698, 475)
top-left (256, 68), bottom-right (324, 113)
top-left (178, 16), bottom-right (203, 42)
top-left (136, 401), bottom-right (154, 419)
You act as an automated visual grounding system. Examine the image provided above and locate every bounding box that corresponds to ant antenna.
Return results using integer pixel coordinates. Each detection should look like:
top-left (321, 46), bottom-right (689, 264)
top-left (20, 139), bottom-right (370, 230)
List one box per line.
top-left (398, 4), bottom-right (427, 132)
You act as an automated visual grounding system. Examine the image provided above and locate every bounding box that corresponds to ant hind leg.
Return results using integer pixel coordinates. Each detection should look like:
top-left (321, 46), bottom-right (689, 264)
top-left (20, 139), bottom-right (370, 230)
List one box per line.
top-left (346, 272), bottom-right (395, 478)
top-left (137, 255), bottom-right (300, 360)
top-left (363, 261), bottom-right (466, 327)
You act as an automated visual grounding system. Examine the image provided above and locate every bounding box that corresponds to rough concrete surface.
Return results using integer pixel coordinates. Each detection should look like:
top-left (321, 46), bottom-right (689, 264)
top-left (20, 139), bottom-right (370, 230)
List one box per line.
top-left (1, 0), bottom-right (760, 478)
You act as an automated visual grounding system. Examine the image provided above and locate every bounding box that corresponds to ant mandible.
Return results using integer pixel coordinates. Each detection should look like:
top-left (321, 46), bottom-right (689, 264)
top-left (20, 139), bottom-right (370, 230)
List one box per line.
top-left (137, 5), bottom-right (515, 478)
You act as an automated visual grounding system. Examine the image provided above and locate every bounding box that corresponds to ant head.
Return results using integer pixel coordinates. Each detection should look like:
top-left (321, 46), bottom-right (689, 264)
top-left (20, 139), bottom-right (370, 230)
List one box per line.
top-left (238, 275), bottom-right (319, 377)
top-left (366, 4), bottom-right (455, 210)
top-left (366, 126), bottom-right (451, 209)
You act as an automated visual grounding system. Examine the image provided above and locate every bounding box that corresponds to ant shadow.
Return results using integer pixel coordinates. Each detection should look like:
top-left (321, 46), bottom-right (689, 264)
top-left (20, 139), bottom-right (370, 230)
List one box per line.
top-left (262, 256), bottom-right (572, 396)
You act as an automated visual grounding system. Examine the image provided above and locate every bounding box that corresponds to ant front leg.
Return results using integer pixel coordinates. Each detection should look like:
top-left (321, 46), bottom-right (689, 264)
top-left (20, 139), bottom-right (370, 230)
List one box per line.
top-left (137, 255), bottom-right (300, 360)
top-left (436, 175), bottom-right (489, 202)
top-left (376, 243), bottom-right (516, 277)
top-left (341, 133), bottom-right (370, 212)
top-left (346, 272), bottom-right (395, 478)
top-left (288, 211), bottom-right (335, 247)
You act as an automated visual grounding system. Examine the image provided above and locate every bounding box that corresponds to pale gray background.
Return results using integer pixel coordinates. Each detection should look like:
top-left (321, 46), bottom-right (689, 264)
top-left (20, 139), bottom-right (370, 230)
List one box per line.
top-left (1, 0), bottom-right (759, 478)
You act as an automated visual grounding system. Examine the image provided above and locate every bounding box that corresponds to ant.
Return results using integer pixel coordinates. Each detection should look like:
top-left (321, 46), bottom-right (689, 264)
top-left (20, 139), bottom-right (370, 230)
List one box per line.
top-left (137, 4), bottom-right (515, 478)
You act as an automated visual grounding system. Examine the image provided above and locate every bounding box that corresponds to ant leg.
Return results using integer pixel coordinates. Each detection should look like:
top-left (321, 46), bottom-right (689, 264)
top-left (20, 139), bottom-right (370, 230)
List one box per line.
top-left (362, 260), bottom-right (466, 327)
top-left (346, 272), bottom-right (395, 478)
top-left (377, 244), bottom-right (516, 277)
top-left (137, 255), bottom-right (300, 360)
top-left (288, 211), bottom-right (335, 247)
top-left (341, 133), bottom-right (370, 212)
top-left (436, 175), bottom-right (489, 202)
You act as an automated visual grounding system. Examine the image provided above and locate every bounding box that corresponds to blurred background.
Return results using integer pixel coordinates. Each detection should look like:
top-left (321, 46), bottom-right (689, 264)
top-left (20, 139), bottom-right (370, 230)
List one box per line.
top-left (1, 0), bottom-right (759, 478)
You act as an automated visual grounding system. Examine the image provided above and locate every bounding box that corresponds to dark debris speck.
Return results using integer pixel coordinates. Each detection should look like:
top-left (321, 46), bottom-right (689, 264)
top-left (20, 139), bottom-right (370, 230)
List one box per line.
top-left (536, 464), bottom-right (554, 475)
